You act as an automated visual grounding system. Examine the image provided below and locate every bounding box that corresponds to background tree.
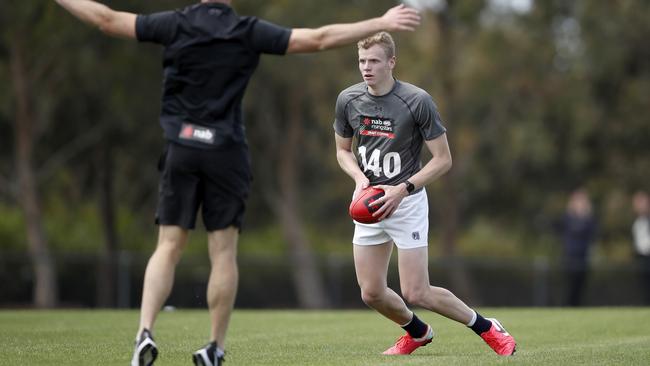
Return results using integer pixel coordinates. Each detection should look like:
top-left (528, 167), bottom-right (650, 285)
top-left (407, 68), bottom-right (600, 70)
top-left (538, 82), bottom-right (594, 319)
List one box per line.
top-left (0, 0), bottom-right (648, 307)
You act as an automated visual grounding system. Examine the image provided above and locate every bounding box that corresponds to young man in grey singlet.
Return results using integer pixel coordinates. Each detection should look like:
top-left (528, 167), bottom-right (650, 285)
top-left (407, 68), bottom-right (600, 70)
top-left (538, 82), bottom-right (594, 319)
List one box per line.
top-left (333, 32), bottom-right (517, 356)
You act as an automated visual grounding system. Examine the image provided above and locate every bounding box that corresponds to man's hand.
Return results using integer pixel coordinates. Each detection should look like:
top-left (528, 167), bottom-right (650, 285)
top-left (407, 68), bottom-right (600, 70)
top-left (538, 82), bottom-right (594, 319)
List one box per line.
top-left (380, 4), bottom-right (421, 32)
top-left (370, 183), bottom-right (409, 221)
top-left (353, 178), bottom-right (370, 200)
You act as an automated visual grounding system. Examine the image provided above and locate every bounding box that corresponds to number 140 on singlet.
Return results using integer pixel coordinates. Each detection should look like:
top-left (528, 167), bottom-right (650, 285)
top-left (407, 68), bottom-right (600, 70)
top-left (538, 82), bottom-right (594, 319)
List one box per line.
top-left (358, 146), bottom-right (402, 179)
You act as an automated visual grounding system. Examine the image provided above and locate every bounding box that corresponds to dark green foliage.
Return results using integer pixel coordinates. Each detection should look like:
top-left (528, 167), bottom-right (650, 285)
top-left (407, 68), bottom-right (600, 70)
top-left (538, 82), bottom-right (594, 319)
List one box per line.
top-left (0, 0), bottom-right (648, 259)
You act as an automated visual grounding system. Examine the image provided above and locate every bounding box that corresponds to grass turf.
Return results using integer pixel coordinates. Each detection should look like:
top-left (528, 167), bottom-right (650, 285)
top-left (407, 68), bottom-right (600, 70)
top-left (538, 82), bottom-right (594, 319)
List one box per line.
top-left (1, 308), bottom-right (649, 365)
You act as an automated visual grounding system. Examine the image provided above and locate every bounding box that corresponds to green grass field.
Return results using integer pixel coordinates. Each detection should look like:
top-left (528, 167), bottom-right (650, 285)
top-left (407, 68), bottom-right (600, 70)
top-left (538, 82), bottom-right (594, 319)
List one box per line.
top-left (1, 308), bottom-right (649, 365)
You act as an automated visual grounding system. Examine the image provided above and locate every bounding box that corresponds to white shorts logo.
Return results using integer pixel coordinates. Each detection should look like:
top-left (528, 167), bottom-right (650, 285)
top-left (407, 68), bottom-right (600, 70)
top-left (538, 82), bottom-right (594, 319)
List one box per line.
top-left (412, 232), bottom-right (420, 240)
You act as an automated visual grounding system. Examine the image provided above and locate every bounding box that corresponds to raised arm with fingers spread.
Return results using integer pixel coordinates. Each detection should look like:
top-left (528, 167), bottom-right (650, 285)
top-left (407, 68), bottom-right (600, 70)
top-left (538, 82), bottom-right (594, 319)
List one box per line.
top-left (55, 0), bottom-right (136, 39)
top-left (287, 4), bottom-right (420, 53)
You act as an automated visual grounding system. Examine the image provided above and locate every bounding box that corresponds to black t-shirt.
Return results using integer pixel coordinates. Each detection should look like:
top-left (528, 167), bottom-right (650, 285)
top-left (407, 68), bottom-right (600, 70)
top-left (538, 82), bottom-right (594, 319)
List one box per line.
top-left (136, 3), bottom-right (291, 149)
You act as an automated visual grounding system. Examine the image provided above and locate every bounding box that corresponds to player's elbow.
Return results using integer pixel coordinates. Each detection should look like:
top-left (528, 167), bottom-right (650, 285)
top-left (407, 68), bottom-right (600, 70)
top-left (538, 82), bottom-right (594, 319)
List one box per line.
top-left (441, 155), bottom-right (452, 174)
top-left (309, 27), bottom-right (332, 51)
top-left (288, 28), bottom-right (328, 53)
top-left (98, 20), bottom-right (115, 35)
top-left (95, 8), bottom-right (117, 34)
top-left (336, 149), bottom-right (349, 162)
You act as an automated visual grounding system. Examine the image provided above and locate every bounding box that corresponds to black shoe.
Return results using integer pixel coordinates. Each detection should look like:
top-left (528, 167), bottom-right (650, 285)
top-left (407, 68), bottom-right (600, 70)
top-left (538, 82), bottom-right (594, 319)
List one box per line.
top-left (192, 341), bottom-right (224, 366)
top-left (130, 329), bottom-right (158, 366)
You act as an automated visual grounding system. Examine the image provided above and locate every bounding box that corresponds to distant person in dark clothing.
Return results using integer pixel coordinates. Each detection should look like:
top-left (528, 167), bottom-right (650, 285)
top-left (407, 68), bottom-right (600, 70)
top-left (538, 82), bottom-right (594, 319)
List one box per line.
top-left (557, 188), bottom-right (597, 307)
top-left (632, 191), bottom-right (650, 304)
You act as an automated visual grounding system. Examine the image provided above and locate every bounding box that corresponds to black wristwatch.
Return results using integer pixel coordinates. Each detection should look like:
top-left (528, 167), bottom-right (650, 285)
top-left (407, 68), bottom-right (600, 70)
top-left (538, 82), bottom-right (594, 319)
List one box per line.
top-left (404, 180), bottom-right (415, 194)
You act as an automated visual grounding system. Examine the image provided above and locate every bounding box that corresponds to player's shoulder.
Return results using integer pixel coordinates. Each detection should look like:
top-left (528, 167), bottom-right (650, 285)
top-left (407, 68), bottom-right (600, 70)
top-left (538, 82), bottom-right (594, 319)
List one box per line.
top-left (337, 82), bottom-right (367, 103)
top-left (393, 80), bottom-right (438, 111)
top-left (394, 80), bottom-right (433, 101)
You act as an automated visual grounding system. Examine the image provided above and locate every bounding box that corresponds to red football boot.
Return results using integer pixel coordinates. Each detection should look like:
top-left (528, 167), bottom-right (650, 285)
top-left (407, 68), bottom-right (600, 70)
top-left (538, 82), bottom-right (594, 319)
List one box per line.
top-left (480, 318), bottom-right (516, 356)
top-left (382, 325), bottom-right (434, 355)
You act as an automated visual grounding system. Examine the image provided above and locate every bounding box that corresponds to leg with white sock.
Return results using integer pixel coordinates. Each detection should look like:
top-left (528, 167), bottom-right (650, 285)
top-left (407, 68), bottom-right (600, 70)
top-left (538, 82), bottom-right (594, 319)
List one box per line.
top-left (397, 246), bottom-right (516, 355)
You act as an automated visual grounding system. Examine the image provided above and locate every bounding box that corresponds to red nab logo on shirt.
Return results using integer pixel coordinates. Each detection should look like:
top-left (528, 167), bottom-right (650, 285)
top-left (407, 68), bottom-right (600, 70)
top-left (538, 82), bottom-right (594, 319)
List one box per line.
top-left (359, 116), bottom-right (395, 139)
top-left (180, 125), bottom-right (194, 138)
top-left (179, 123), bottom-right (216, 144)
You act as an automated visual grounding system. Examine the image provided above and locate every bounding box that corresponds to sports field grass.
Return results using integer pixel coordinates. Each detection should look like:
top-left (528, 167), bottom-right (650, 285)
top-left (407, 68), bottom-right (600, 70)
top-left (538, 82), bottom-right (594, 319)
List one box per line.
top-left (1, 308), bottom-right (649, 365)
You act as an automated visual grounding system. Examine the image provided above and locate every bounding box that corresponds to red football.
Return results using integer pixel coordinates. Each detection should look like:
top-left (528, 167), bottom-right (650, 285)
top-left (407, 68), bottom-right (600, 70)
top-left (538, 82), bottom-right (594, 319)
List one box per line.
top-left (349, 187), bottom-right (385, 224)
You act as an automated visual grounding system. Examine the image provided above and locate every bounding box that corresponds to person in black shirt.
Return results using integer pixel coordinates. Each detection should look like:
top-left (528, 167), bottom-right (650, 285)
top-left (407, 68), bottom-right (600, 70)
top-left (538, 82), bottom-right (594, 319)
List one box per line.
top-left (54, 1), bottom-right (421, 365)
top-left (557, 188), bottom-right (597, 307)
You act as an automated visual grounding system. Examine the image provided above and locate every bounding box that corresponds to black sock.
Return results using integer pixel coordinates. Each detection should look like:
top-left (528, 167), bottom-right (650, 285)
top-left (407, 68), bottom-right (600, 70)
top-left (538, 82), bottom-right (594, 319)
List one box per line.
top-left (140, 328), bottom-right (154, 341)
top-left (470, 312), bottom-right (492, 335)
top-left (402, 313), bottom-right (429, 339)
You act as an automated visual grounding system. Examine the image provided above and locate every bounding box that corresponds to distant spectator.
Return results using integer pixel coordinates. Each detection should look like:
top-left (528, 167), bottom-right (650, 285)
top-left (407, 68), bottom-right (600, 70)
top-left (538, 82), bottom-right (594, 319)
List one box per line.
top-left (557, 188), bottom-right (597, 307)
top-left (632, 191), bottom-right (650, 304)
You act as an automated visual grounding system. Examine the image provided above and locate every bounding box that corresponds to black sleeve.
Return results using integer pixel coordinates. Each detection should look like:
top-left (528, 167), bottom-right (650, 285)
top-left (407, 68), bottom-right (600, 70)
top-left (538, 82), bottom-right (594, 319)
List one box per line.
top-left (136, 11), bottom-right (177, 45)
top-left (249, 18), bottom-right (292, 55)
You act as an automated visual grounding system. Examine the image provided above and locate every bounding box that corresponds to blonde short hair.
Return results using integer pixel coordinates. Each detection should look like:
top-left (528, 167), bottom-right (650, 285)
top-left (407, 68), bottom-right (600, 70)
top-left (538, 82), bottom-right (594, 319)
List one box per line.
top-left (357, 32), bottom-right (395, 58)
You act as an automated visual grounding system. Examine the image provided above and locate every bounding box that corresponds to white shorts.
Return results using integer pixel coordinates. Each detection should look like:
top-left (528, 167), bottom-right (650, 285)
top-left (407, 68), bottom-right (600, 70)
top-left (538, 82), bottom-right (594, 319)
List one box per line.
top-left (353, 189), bottom-right (429, 249)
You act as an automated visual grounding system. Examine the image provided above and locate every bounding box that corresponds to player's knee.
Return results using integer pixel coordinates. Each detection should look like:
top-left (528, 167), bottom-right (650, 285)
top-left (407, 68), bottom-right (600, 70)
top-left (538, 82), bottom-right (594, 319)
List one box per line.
top-left (434, 287), bottom-right (454, 301)
top-left (402, 287), bottom-right (428, 307)
top-left (427, 288), bottom-right (456, 310)
top-left (155, 239), bottom-right (185, 263)
top-left (360, 287), bottom-right (384, 306)
top-left (209, 241), bottom-right (237, 257)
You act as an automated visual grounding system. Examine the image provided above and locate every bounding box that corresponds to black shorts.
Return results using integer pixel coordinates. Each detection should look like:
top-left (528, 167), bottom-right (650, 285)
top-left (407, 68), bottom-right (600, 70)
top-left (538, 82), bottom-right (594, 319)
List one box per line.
top-left (155, 142), bottom-right (252, 231)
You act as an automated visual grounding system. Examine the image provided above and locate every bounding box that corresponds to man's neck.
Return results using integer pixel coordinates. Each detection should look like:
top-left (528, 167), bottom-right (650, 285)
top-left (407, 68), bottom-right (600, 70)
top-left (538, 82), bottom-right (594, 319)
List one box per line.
top-left (368, 77), bottom-right (395, 97)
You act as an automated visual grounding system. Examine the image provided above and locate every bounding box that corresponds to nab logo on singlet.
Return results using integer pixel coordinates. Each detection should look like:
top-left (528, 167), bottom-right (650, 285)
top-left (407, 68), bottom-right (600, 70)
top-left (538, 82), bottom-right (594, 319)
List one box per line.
top-left (179, 123), bottom-right (216, 144)
top-left (359, 116), bottom-right (395, 139)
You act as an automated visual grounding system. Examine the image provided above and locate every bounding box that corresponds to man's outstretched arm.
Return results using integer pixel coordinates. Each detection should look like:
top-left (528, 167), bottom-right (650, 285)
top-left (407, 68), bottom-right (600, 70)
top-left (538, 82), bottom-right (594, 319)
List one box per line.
top-left (55, 0), bottom-right (136, 39)
top-left (287, 4), bottom-right (420, 54)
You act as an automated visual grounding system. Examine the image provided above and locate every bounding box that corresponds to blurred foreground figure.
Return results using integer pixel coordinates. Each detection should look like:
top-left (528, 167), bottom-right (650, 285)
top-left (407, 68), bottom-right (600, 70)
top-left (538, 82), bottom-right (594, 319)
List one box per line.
top-left (54, 1), bottom-right (421, 365)
top-left (632, 191), bottom-right (650, 304)
top-left (333, 32), bottom-right (516, 357)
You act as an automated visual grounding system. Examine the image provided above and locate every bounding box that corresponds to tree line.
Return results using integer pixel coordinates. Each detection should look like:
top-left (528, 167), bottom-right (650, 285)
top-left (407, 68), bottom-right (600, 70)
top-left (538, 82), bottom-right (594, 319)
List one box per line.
top-left (0, 0), bottom-right (648, 308)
